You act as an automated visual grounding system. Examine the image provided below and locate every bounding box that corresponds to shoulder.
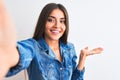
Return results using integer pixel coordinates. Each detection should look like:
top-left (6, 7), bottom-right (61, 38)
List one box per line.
top-left (17, 38), bottom-right (38, 44)
top-left (18, 38), bottom-right (36, 43)
top-left (17, 38), bottom-right (40, 48)
top-left (60, 42), bottom-right (75, 50)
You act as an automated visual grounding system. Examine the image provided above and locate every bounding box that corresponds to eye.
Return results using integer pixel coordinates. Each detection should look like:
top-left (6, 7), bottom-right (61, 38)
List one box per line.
top-left (47, 18), bottom-right (55, 23)
top-left (60, 19), bottom-right (65, 24)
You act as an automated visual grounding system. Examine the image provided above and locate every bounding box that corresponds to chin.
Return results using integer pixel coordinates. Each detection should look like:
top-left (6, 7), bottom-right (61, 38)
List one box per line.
top-left (51, 37), bottom-right (60, 41)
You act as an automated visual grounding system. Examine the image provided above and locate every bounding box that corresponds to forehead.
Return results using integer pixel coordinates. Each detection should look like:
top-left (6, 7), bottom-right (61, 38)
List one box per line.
top-left (49, 9), bottom-right (65, 18)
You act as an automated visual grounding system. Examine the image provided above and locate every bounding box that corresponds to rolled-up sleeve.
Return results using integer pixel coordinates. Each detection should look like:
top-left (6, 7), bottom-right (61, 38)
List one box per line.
top-left (6, 38), bottom-right (36, 77)
top-left (70, 43), bottom-right (85, 80)
top-left (72, 67), bottom-right (85, 80)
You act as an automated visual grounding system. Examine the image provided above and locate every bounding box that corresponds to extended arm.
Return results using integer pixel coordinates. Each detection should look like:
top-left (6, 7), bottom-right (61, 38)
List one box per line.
top-left (0, 0), bottom-right (19, 79)
top-left (78, 47), bottom-right (103, 70)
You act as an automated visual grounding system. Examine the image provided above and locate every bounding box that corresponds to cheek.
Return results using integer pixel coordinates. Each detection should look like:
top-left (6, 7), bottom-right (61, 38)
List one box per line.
top-left (45, 22), bottom-right (52, 29)
top-left (44, 28), bottom-right (50, 35)
top-left (45, 24), bottom-right (51, 32)
top-left (63, 26), bottom-right (66, 32)
top-left (44, 26), bottom-right (50, 35)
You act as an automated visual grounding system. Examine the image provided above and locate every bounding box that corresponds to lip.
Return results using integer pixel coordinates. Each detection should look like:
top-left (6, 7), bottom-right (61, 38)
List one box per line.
top-left (50, 30), bottom-right (60, 34)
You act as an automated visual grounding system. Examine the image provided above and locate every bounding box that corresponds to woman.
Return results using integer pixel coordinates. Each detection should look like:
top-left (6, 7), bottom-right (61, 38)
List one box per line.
top-left (0, 1), bottom-right (103, 80)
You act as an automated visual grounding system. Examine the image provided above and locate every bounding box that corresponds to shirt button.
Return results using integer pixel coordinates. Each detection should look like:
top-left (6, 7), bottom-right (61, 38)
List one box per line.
top-left (60, 68), bottom-right (63, 70)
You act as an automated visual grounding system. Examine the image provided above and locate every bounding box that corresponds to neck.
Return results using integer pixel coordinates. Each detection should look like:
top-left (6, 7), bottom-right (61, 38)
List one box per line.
top-left (45, 39), bottom-right (59, 50)
top-left (44, 38), bottom-right (62, 62)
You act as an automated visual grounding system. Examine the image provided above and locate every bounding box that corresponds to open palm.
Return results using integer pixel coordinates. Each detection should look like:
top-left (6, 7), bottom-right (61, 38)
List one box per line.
top-left (0, 0), bottom-right (16, 47)
top-left (0, 0), bottom-right (17, 79)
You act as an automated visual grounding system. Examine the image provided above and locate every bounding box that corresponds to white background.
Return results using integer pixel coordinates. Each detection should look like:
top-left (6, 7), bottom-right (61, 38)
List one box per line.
top-left (4, 0), bottom-right (120, 80)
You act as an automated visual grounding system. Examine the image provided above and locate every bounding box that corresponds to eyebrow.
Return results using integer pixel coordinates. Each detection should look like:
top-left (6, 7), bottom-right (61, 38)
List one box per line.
top-left (48, 16), bottom-right (65, 20)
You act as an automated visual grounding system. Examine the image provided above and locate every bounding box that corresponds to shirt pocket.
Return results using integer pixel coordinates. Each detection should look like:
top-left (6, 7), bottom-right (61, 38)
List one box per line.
top-left (66, 64), bottom-right (73, 77)
top-left (64, 55), bottom-right (73, 77)
top-left (46, 64), bottom-right (56, 79)
top-left (39, 60), bottom-right (57, 79)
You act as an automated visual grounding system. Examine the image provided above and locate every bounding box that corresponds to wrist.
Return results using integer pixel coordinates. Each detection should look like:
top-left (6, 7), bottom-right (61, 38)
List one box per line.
top-left (78, 56), bottom-right (86, 70)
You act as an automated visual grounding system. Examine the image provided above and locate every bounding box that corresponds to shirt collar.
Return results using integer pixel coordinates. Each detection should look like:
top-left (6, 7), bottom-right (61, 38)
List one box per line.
top-left (38, 37), bottom-right (49, 51)
top-left (37, 37), bottom-right (72, 59)
top-left (37, 37), bottom-right (56, 58)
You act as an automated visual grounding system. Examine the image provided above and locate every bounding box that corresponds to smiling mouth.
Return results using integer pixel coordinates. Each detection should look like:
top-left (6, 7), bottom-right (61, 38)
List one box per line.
top-left (50, 30), bottom-right (60, 34)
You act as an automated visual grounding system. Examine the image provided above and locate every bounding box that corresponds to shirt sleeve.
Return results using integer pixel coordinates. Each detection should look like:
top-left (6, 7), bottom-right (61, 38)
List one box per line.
top-left (71, 67), bottom-right (85, 80)
top-left (6, 38), bottom-right (36, 77)
top-left (70, 43), bottom-right (85, 80)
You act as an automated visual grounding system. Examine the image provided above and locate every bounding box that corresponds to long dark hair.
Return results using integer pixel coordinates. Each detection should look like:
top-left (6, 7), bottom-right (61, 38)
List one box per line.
top-left (33, 3), bottom-right (69, 44)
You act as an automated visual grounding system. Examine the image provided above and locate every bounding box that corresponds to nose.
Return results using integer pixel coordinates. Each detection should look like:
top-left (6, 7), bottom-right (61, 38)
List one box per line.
top-left (54, 20), bottom-right (61, 28)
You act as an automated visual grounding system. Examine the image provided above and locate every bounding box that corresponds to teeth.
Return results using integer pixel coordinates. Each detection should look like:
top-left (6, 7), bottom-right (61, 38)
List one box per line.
top-left (51, 30), bottom-right (59, 34)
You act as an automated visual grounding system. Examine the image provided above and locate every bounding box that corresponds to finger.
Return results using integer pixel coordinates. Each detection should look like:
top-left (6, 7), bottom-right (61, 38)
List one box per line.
top-left (87, 47), bottom-right (103, 56)
top-left (0, 0), bottom-right (16, 47)
top-left (91, 47), bottom-right (103, 53)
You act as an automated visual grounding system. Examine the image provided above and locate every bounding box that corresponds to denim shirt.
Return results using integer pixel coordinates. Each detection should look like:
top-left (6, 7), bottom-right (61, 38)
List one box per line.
top-left (7, 37), bottom-right (85, 80)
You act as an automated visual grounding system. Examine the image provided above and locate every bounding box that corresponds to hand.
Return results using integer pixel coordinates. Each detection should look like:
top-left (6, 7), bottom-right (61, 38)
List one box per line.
top-left (78, 47), bottom-right (103, 70)
top-left (0, 0), bottom-right (18, 79)
top-left (81, 47), bottom-right (103, 56)
top-left (0, 0), bottom-right (17, 47)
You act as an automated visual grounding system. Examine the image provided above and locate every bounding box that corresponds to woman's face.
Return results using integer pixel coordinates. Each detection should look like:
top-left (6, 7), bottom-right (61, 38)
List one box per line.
top-left (44, 9), bottom-right (66, 42)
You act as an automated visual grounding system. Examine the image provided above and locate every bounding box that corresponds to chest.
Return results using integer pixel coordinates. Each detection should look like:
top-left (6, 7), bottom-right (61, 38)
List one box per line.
top-left (29, 50), bottom-right (73, 80)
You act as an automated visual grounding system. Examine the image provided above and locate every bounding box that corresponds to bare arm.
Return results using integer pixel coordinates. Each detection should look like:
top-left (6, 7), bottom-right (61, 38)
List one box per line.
top-left (0, 0), bottom-right (19, 79)
top-left (78, 47), bottom-right (103, 70)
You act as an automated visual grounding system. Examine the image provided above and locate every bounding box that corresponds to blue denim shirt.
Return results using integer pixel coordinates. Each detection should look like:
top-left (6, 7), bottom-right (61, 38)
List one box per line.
top-left (7, 37), bottom-right (85, 80)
